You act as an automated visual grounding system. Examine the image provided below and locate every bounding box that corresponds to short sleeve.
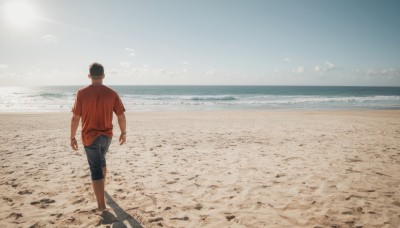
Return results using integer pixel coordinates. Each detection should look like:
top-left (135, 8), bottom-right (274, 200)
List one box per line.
top-left (113, 93), bottom-right (125, 116)
top-left (72, 91), bottom-right (82, 116)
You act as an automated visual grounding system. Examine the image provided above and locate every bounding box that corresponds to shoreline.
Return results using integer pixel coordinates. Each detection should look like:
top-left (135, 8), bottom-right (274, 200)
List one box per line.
top-left (1, 108), bottom-right (400, 114)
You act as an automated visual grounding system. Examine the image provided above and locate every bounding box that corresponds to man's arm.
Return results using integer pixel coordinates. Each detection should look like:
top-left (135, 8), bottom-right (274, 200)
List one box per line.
top-left (117, 113), bottom-right (126, 145)
top-left (70, 114), bottom-right (81, 150)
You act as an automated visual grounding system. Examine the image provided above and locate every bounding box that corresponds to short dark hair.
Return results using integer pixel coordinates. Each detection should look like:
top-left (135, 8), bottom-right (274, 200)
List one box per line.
top-left (89, 62), bottom-right (104, 78)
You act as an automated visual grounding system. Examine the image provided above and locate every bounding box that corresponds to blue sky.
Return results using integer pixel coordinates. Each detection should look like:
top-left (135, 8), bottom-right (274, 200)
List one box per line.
top-left (0, 0), bottom-right (399, 86)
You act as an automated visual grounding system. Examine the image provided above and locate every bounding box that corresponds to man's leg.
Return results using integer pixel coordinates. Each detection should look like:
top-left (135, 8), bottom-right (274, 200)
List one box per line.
top-left (86, 135), bottom-right (111, 212)
top-left (100, 136), bottom-right (111, 191)
top-left (92, 179), bottom-right (106, 211)
top-left (92, 166), bottom-right (107, 211)
top-left (102, 166), bottom-right (107, 184)
top-left (84, 137), bottom-right (107, 212)
top-left (96, 136), bottom-right (110, 211)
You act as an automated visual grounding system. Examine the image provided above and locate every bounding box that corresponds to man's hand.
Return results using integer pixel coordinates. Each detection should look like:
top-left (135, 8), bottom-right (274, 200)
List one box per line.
top-left (119, 133), bottom-right (126, 145)
top-left (70, 114), bottom-right (80, 151)
top-left (70, 138), bottom-right (78, 151)
top-left (117, 113), bottom-right (127, 145)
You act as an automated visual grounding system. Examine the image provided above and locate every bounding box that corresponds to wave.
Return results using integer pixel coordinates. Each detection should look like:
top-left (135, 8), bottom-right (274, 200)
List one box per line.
top-left (122, 95), bottom-right (238, 101)
top-left (187, 96), bottom-right (237, 101)
top-left (242, 95), bottom-right (400, 104)
top-left (123, 95), bottom-right (400, 104)
top-left (38, 93), bottom-right (67, 99)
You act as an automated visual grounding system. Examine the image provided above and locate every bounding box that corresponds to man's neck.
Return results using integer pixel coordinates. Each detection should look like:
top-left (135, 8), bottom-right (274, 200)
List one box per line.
top-left (91, 80), bottom-right (103, 86)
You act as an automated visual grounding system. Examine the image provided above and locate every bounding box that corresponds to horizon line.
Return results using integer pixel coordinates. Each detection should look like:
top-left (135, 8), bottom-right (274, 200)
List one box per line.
top-left (1, 84), bottom-right (400, 88)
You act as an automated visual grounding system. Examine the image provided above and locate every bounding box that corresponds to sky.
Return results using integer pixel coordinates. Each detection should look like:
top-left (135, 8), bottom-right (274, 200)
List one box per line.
top-left (0, 0), bottom-right (399, 86)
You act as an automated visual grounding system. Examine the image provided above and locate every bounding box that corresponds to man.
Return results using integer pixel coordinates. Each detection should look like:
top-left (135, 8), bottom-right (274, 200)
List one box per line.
top-left (70, 62), bottom-right (126, 212)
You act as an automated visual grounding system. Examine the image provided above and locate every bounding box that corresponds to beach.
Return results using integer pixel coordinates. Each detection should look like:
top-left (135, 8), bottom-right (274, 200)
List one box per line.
top-left (0, 110), bottom-right (399, 227)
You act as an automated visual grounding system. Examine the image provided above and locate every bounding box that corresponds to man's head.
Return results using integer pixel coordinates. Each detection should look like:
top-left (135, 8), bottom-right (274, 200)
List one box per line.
top-left (89, 62), bottom-right (104, 80)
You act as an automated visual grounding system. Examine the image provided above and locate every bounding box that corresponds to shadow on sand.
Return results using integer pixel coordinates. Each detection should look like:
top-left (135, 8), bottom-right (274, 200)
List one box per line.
top-left (102, 192), bottom-right (143, 228)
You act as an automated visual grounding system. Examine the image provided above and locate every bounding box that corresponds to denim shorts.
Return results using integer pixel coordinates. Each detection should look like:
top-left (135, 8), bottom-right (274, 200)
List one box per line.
top-left (84, 135), bottom-right (112, 180)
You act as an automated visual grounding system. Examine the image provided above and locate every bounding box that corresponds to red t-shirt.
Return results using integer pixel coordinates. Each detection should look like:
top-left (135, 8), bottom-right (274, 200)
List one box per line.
top-left (72, 85), bottom-right (125, 146)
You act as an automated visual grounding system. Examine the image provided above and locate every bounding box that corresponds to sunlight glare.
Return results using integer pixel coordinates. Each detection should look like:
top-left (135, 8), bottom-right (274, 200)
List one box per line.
top-left (4, 1), bottom-right (36, 28)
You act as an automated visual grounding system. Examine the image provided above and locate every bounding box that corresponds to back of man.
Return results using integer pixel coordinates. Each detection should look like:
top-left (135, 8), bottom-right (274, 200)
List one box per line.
top-left (73, 85), bottom-right (125, 146)
top-left (70, 62), bottom-right (127, 212)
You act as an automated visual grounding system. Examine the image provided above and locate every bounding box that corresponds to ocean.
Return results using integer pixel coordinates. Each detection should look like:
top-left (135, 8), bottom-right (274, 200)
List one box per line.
top-left (0, 86), bottom-right (399, 112)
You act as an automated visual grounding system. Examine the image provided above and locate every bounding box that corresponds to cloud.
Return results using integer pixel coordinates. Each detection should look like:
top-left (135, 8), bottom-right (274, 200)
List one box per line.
top-left (205, 70), bottom-right (215, 76)
top-left (283, 57), bottom-right (292, 62)
top-left (314, 61), bottom-right (337, 72)
top-left (108, 68), bottom-right (118, 74)
top-left (381, 68), bottom-right (400, 76)
top-left (119, 61), bottom-right (131, 67)
top-left (182, 61), bottom-right (189, 65)
top-left (365, 68), bottom-right (400, 78)
top-left (292, 66), bottom-right (304, 73)
top-left (42, 34), bottom-right (59, 43)
top-left (125, 47), bottom-right (135, 57)
top-left (325, 61), bottom-right (335, 70)
top-left (0, 72), bottom-right (18, 81)
top-left (0, 64), bottom-right (9, 69)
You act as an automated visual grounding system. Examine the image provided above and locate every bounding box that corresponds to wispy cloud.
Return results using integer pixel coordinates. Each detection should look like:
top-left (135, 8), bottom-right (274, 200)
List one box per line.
top-left (292, 66), bottom-right (304, 73)
top-left (125, 47), bottom-right (135, 57)
top-left (42, 34), bottom-right (59, 43)
top-left (0, 64), bottom-right (9, 69)
top-left (325, 61), bottom-right (335, 70)
top-left (365, 68), bottom-right (400, 78)
top-left (283, 57), bottom-right (292, 62)
top-left (314, 61), bottom-right (337, 72)
top-left (205, 70), bottom-right (215, 76)
top-left (119, 61), bottom-right (132, 67)
top-left (108, 68), bottom-right (118, 74)
top-left (36, 16), bottom-right (128, 44)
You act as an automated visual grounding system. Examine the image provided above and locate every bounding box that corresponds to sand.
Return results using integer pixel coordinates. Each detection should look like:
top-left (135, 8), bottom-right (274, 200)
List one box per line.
top-left (0, 110), bottom-right (399, 227)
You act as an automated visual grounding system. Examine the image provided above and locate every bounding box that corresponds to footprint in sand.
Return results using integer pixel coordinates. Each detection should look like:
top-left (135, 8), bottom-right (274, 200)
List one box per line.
top-left (30, 198), bottom-right (55, 208)
top-left (18, 190), bottom-right (33, 195)
top-left (80, 174), bottom-right (90, 178)
top-left (149, 217), bottom-right (163, 223)
top-left (170, 216), bottom-right (189, 221)
top-left (72, 198), bottom-right (85, 205)
top-left (3, 197), bottom-right (13, 203)
top-left (50, 213), bottom-right (63, 218)
top-left (194, 203), bottom-right (203, 210)
top-left (74, 208), bottom-right (97, 215)
top-left (8, 212), bottom-right (23, 220)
